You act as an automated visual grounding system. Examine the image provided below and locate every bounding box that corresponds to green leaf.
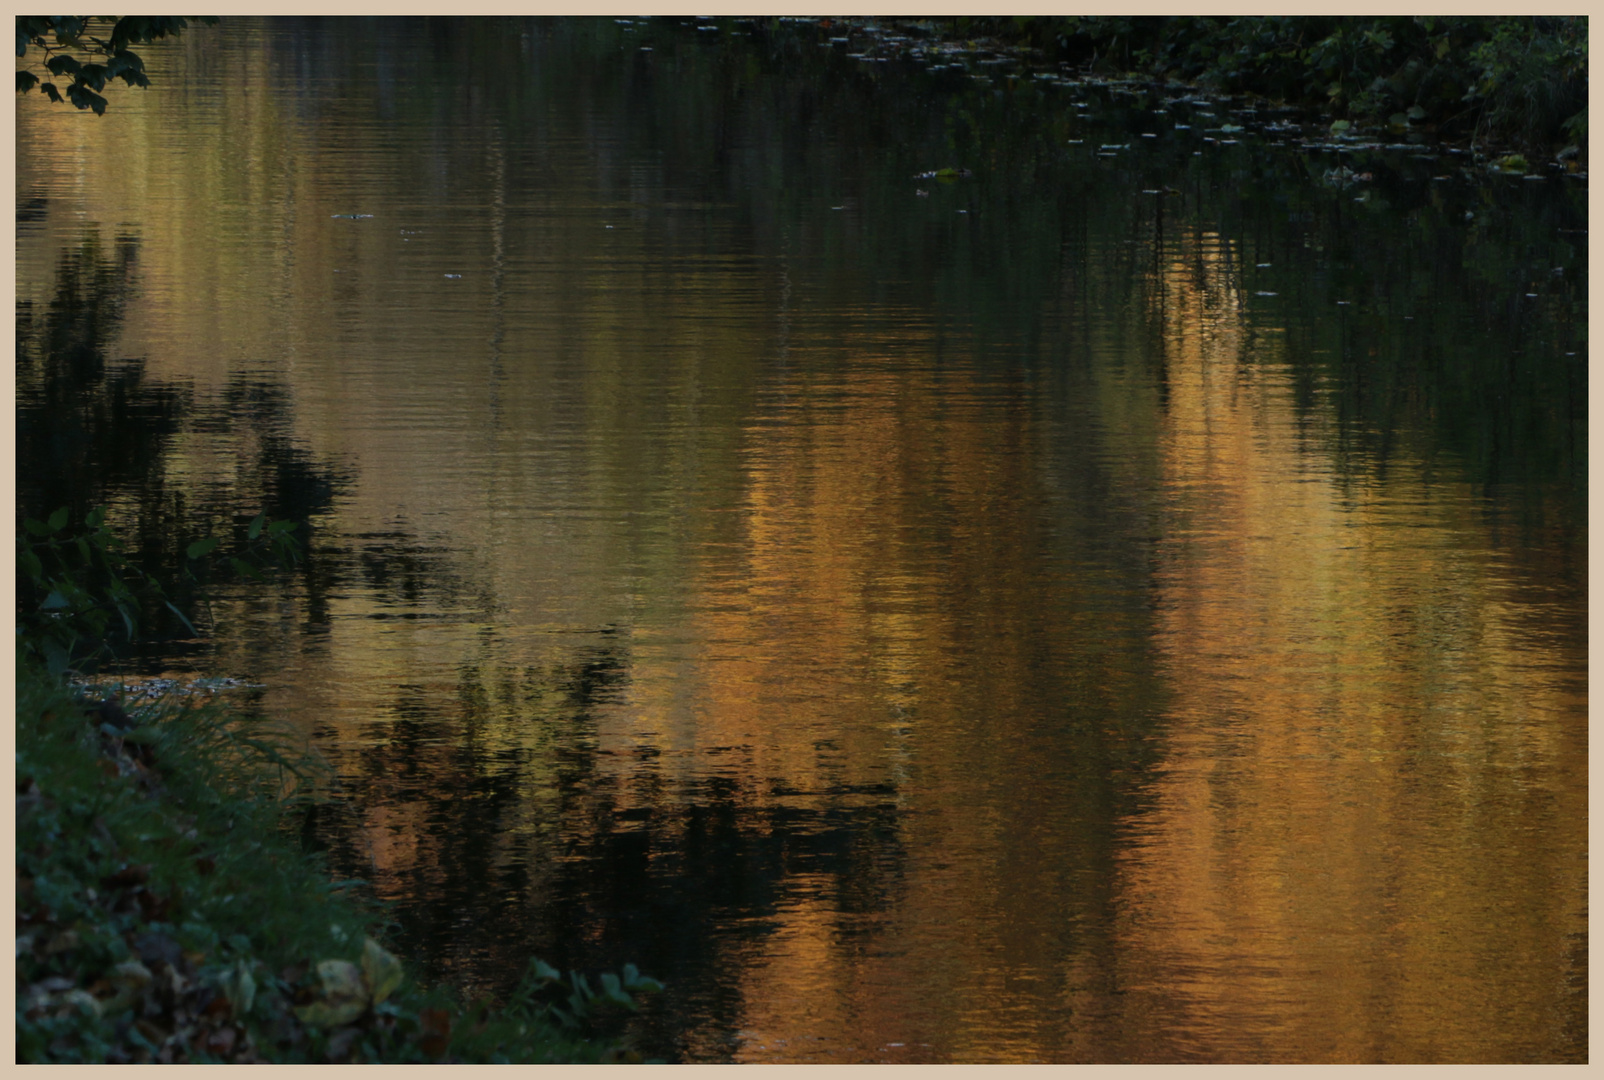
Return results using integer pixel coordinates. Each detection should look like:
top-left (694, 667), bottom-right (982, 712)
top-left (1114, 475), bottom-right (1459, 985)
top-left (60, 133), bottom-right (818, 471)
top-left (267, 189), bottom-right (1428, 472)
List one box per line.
top-left (17, 70), bottom-right (39, 93)
top-left (267, 519), bottom-right (299, 536)
top-left (361, 937), bottom-right (404, 1005)
top-left (115, 602), bottom-right (136, 639)
top-left (43, 640), bottom-right (72, 677)
top-left (76, 62), bottom-right (108, 91)
top-left (65, 83), bottom-right (106, 114)
top-left (39, 81), bottom-right (61, 103)
top-left (23, 518), bottom-right (50, 536)
top-left (248, 514), bottom-right (265, 541)
top-left (530, 958), bottom-right (561, 984)
top-left (84, 506), bottom-right (105, 529)
top-left (620, 963), bottom-right (663, 992)
top-left (19, 548), bottom-right (43, 578)
top-left (599, 971), bottom-right (636, 1009)
top-left (229, 557), bottom-right (261, 580)
top-left (47, 507), bottom-right (69, 532)
top-left (186, 536), bottom-right (221, 560)
top-left (163, 600), bottom-right (198, 637)
top-left (41, 591), bottom-right (69, 611)
top-left (293, 960), bottom-right (369, 1028)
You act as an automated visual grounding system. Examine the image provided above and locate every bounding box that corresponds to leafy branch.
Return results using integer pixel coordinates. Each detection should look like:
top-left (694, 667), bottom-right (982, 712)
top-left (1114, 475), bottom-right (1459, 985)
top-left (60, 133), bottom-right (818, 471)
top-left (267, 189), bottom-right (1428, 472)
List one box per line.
top-left (15, 16), bottom-right (217, 114)
top-left (16, 505), bottom-right (302, 676)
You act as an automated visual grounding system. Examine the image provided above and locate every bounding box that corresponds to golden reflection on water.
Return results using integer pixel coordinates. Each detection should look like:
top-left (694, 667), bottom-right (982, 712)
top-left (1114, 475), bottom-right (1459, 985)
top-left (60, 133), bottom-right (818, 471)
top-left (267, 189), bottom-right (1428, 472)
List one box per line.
top-left (622, 230), bottom-right (1586, 1063)
top-left (15, 26), bottom-right (1585, 1060)
top-left (1081, 232), bottom-right (1588, 1062)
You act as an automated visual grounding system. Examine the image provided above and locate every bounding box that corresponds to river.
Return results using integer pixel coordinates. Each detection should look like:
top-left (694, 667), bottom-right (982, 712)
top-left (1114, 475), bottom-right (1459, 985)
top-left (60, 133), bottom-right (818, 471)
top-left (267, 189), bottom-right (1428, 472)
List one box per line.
top-left (15, 17), bottom-right (1587, 1063)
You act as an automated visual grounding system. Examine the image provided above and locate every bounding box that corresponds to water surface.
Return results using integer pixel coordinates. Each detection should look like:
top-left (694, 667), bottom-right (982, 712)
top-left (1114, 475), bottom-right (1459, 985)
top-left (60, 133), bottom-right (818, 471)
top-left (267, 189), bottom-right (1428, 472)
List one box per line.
top-left (15, 17), bottom-right (1586, 1063)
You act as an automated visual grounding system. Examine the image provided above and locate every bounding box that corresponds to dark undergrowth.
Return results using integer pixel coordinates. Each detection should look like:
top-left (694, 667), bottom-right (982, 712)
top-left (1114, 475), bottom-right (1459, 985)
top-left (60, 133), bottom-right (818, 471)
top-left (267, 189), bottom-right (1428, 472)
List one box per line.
top-left (934, 16), bottom-right (1586, 155)
top-left (15, 659), bottom-right (662, 1063)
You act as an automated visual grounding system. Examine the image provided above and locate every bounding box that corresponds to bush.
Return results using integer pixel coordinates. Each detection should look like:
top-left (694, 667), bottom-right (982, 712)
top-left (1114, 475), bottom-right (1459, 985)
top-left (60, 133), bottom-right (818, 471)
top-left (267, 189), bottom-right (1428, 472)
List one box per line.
top-left (930, 16), bottom-right (1586, 152)
top-left (15, 661), bottom-right (662, 1062)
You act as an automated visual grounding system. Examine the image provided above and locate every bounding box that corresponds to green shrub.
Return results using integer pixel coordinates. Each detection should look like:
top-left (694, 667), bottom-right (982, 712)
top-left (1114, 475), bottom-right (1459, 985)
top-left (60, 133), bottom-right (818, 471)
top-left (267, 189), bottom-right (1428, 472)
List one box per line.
top-left (15, 661), bottom-right (662, 1063)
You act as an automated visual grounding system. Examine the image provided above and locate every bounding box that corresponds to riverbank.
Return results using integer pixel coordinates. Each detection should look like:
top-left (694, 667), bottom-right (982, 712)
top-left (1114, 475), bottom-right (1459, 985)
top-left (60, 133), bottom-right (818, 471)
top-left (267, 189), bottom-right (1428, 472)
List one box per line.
top-left (15, 661), bottom-right (660, 1063)
top-left (813, 15), bottom-right (1585, 163)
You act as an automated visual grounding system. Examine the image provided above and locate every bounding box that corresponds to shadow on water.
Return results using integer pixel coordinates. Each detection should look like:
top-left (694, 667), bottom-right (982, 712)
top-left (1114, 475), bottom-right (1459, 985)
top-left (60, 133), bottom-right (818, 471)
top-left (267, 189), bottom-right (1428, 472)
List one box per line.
top-left (12, 229), bottom-right (465, 672)
top-left (295, 634), bottom-right (903, 1061)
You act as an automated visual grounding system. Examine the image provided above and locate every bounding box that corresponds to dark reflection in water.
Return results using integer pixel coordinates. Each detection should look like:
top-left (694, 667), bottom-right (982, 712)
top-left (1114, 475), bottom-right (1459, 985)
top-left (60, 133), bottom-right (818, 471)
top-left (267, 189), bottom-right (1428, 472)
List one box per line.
top-left (16, 234), bottom-right (186, 527)
top-left (15, 16), bottom-right (1585, 1063)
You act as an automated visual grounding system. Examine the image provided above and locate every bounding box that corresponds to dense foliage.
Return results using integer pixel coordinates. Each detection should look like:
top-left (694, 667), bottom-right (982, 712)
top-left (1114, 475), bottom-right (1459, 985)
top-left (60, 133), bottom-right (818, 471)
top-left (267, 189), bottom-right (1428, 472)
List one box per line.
top-left (944, 16), bottom-right (1586, 151)
top-left (15, 16), bottom-right (216, 114)
top-left (15, 662), bottom-right (662, 1062)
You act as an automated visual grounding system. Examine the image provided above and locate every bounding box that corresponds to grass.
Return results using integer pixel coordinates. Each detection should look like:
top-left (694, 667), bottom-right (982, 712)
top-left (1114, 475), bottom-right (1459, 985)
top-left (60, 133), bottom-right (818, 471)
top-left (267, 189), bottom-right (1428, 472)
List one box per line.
top-left (14, 659), bottom-right (660, 1063)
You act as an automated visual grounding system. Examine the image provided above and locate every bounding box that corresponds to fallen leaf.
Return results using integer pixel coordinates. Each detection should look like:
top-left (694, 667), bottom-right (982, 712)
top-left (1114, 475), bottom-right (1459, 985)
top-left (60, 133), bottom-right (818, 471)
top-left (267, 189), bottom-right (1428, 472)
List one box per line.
top-left (292, 960), bottom-right (368, 1028)
top-left (325, 1025), bottom-right (362, 1062)
top-left (219, 959), bottom-right (256, 1016)
top-left (205, 1026), bottom-right (237, 1056)
top-left (419, 1007), bottom-right (452, 1057)
top-left (43, 929), bottom-right (80, 955)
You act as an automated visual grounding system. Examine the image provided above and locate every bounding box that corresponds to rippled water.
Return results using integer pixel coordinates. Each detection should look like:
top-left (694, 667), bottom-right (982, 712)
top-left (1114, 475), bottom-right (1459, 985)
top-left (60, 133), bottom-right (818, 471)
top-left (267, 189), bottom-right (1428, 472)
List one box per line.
top-left (16, 17), bottom-right (1586, 1062)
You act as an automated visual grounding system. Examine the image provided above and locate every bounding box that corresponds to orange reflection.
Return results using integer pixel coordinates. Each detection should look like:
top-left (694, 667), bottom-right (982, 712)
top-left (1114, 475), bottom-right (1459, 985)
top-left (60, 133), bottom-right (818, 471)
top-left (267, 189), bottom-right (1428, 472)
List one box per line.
top-left (1094, 230), bottom-right (1588, 1062)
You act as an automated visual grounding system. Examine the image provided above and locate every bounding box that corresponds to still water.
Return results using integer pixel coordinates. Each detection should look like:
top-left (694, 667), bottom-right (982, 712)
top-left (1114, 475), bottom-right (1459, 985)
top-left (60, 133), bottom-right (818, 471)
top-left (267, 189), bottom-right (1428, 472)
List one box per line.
top-left (15, 17), bottom-right (1586, 1062)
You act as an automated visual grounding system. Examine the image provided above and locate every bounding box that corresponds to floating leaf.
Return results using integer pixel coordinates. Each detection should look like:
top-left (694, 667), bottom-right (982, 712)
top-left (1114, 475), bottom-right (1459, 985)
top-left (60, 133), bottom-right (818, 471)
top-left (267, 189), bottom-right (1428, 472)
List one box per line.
top-left (361, 937), bottom-right (403, 1005)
